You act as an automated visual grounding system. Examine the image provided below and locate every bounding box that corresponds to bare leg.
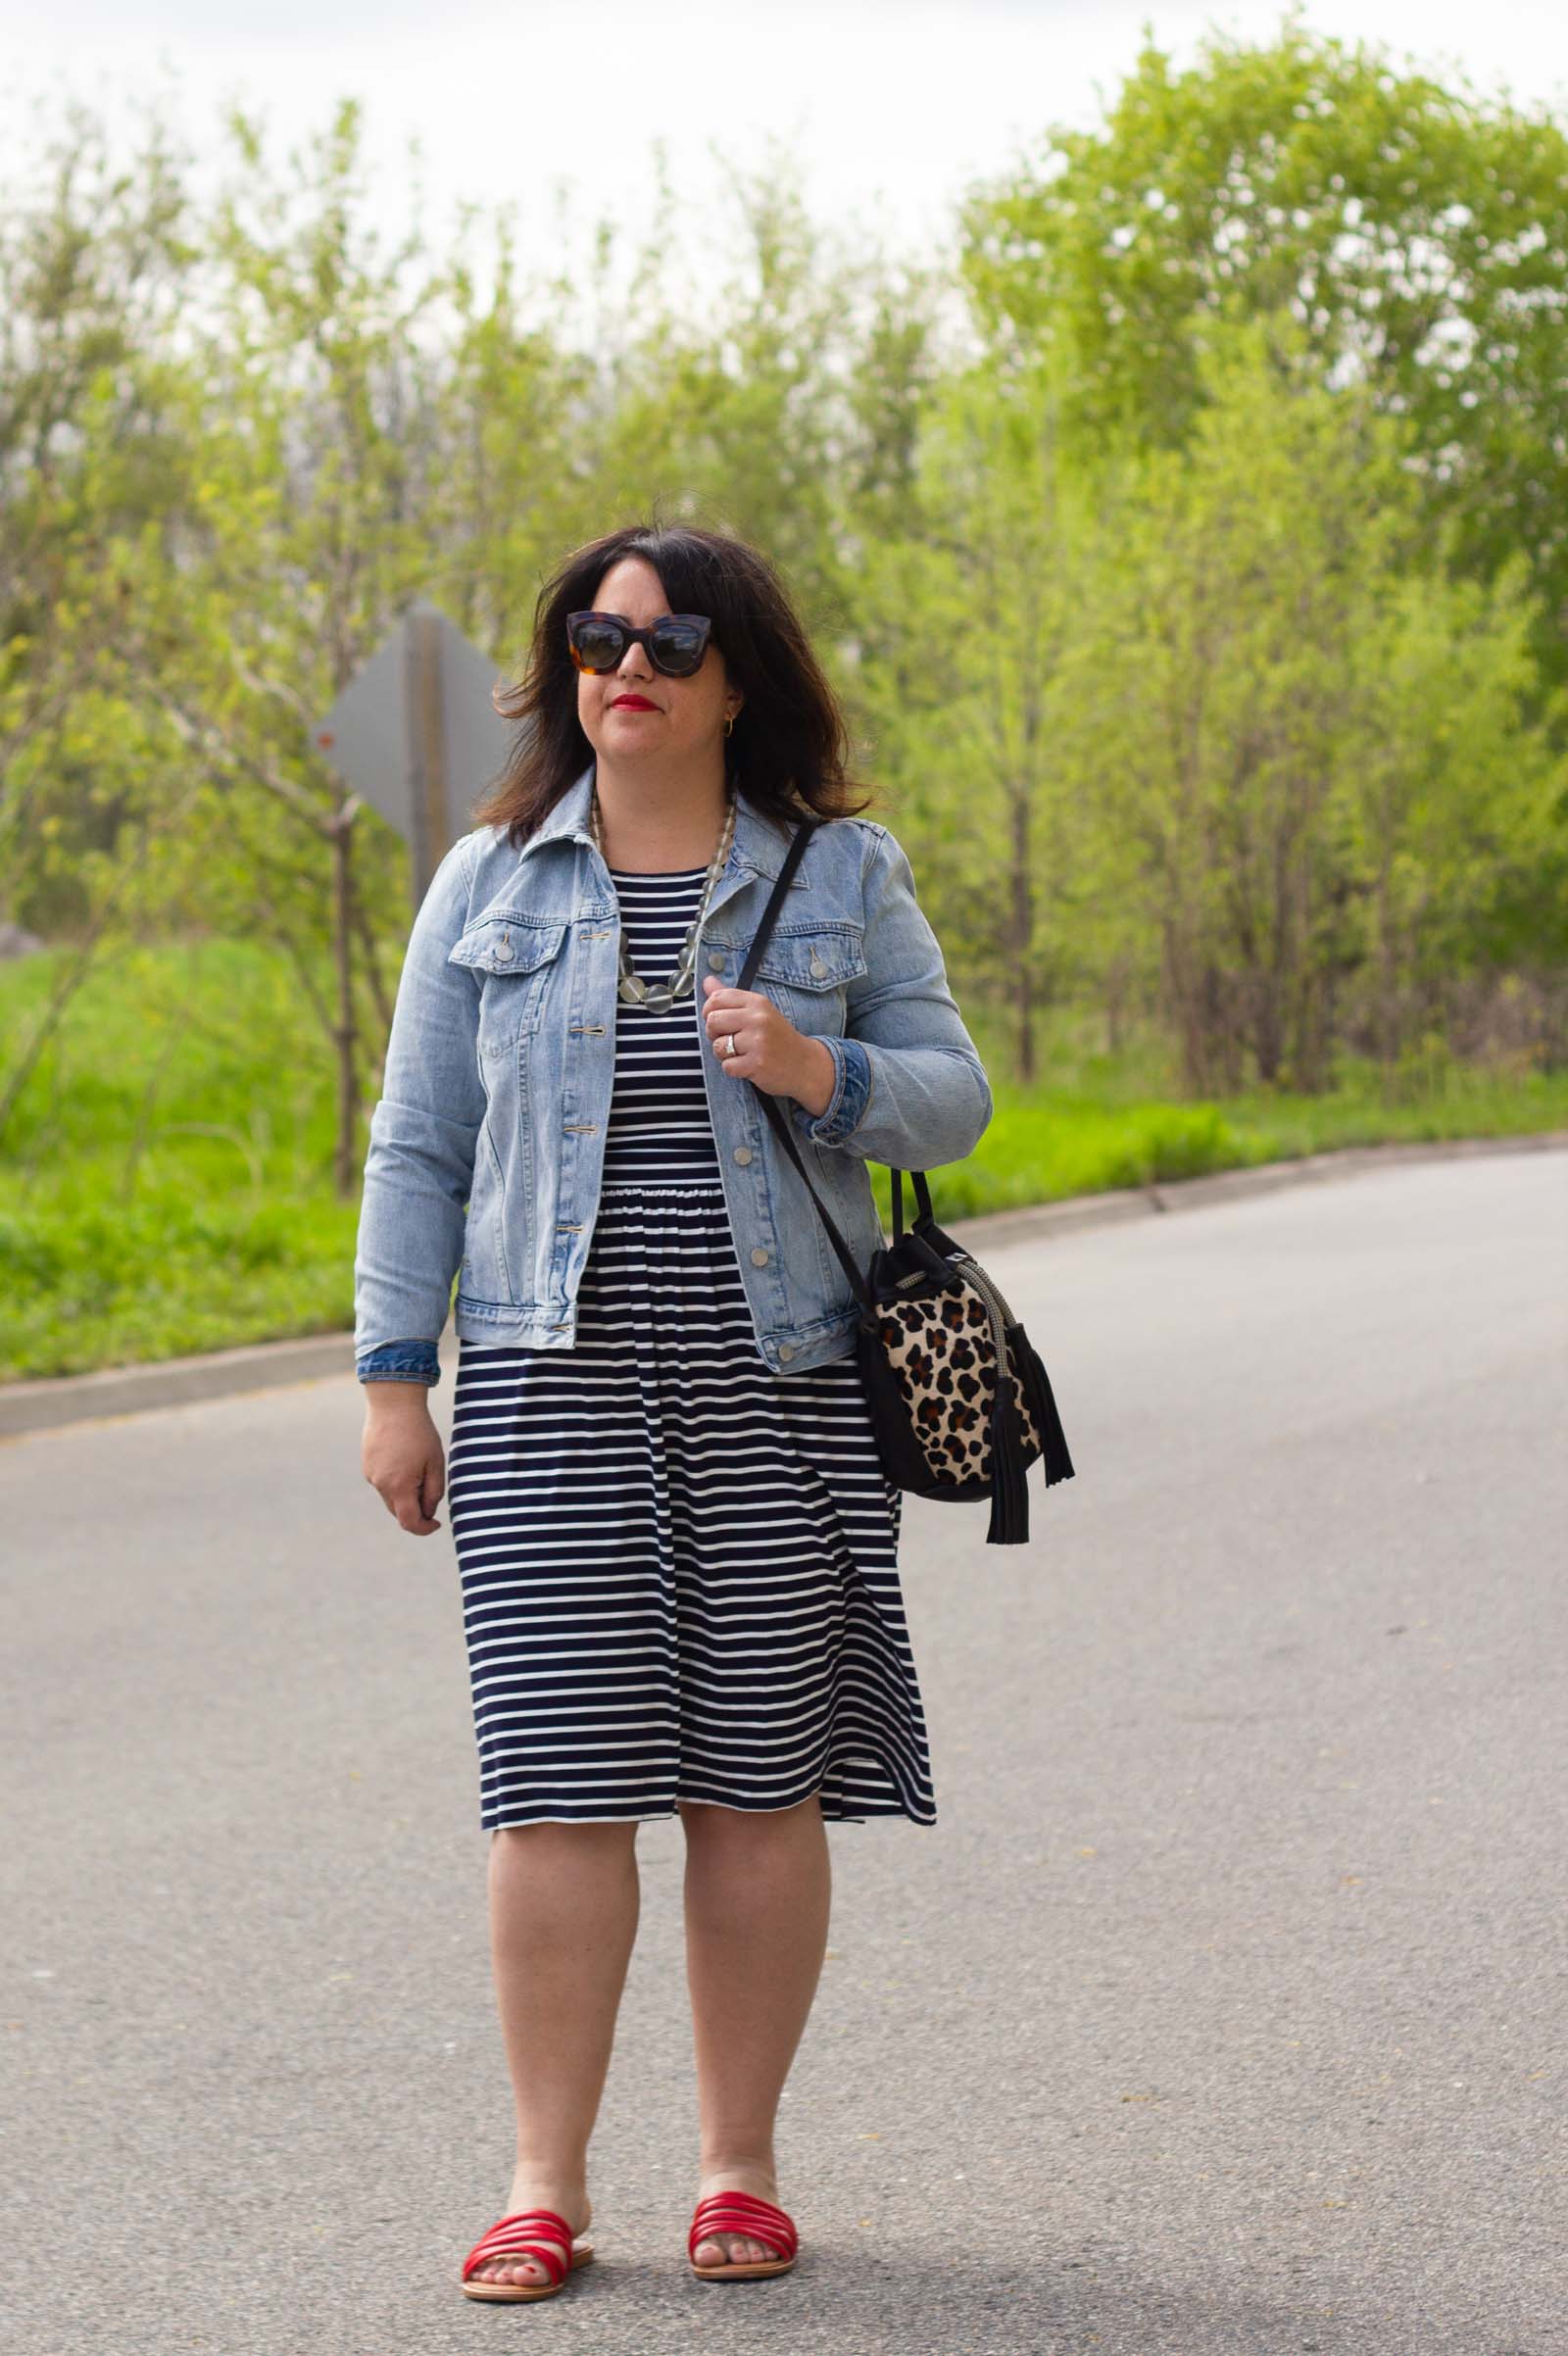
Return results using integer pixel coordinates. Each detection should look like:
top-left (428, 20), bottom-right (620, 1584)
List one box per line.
top-left (467, 1820), bottom-right (641, 2288)
top-left (679, 1793), bottom-right (831, 2267)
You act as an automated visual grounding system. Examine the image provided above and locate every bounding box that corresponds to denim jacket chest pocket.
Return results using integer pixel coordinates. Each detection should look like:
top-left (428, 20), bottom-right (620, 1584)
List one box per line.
top-left (729, 921), bottom-right (867, 1037)
top-left (447, 916), bottom-right (569, 1058)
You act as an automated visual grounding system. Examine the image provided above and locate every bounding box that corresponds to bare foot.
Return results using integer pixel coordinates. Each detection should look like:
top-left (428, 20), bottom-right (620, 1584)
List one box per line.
top-left (466, 2173), bottom-right (592, 2290)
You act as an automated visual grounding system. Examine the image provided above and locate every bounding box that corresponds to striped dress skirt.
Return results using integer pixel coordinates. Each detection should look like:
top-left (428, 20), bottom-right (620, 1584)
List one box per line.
top-left (445, 860), bottom-right (937, 1831)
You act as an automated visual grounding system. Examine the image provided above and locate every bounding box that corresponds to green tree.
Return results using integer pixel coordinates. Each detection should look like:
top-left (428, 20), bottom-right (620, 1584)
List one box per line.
top-left (1053, 319), bottom-right (1563, 1092)
top-left (854, 350), bottom-right (1092, 1082)
top-left (959, 19), bottom-right (1568, 699)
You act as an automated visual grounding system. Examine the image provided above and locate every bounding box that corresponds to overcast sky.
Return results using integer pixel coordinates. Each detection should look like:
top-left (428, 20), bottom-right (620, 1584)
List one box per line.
top-left (6, 2), bottom-right (1566, 312)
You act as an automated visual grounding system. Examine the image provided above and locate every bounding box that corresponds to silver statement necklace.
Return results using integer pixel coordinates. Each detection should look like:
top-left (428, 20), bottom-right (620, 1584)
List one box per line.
top-left (588, 783), bottom-right (737, 1015)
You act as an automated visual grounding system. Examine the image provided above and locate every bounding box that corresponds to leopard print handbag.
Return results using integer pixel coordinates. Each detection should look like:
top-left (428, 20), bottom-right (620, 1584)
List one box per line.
top-left (743, 822), bottom-right (1076, 1546)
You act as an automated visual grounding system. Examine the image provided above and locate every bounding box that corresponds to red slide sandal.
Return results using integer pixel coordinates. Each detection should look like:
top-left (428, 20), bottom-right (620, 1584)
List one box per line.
top-left (459, 2206), bottom-right (595, 2301)
top-left (688, 2189), bottom-right (800, 2281)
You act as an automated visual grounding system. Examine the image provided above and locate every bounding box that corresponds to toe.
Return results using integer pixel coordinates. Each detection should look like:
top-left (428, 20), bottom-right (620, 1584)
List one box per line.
top-left (699, 2232), bottom-right (766, 2266)
top-left (476, 2255), bottom-right (546, 2285)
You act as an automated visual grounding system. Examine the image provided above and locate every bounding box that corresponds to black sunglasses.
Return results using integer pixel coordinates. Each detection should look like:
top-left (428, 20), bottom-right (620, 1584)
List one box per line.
top-left (566, 609), bottom-right (713, 679)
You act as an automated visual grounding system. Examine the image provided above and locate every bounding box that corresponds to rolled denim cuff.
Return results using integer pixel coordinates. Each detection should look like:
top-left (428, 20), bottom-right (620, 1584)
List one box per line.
top-left (357, 1340), bottom-right (442, 1387)
top-left (792, 1035), bottom-right (873, 1149)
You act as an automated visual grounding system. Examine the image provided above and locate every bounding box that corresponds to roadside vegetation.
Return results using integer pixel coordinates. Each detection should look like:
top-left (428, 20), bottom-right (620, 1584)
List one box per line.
top-left (4, 23), bottom-right (1565, 1380)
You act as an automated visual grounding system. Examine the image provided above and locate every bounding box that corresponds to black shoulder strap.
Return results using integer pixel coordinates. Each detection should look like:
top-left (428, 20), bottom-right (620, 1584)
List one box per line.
top-left (736, 815), bottom-right (815, 990)
top-left (733, 817), bottom-right (916, 1311)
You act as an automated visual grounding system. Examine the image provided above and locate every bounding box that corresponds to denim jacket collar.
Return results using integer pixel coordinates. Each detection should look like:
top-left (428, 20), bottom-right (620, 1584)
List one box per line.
top-left (514, 760), bottom-right (799, 893)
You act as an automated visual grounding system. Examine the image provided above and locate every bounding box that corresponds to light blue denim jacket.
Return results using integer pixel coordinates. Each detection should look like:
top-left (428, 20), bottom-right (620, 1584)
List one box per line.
top-left (354, 761), bottom-right (992, 1385)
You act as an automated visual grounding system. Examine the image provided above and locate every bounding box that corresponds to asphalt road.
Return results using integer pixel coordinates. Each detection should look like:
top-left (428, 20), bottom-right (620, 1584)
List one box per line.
top-left (3, 1147), bottom-right (1564, 2356)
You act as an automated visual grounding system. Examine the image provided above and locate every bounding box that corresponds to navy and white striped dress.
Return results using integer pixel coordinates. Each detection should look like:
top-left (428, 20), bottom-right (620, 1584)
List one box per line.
top-left (445, 862), bottom-right (937, 1831)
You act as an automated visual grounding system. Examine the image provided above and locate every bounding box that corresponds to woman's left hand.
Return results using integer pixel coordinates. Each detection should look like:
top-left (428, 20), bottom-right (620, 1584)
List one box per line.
top-left (701, 973), bottom-right (836, 1115)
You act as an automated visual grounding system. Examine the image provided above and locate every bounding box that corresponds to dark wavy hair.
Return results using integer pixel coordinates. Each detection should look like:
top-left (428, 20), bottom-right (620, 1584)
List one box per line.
top-left (472, 519), bottom-right (874, 846)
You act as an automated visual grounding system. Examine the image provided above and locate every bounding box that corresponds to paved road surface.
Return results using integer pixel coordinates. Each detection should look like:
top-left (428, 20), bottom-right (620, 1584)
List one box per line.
top-left (3, 1148), bottom-right (1564, 2355)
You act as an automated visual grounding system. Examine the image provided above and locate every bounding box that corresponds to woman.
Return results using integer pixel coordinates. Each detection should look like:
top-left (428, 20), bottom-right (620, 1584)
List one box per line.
top-left (354, 521), bottom-right (992, 2301)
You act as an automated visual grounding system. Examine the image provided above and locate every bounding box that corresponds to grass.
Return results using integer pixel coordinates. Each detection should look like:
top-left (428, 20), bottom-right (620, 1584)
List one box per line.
top-left (3, 938), bottom-right (1564, 1382)
top-left (0, 938), bottom-right (358, 1382)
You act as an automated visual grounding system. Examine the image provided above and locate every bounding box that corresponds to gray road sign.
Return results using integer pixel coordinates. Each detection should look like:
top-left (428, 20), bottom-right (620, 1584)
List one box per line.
top-left (314, 601), bottom-right (516, 900)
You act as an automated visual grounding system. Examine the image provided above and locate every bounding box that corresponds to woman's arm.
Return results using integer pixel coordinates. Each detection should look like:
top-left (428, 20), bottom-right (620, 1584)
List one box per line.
top-left (354, 833), bottom-right (485, 1386)
top-left (790, 823), bottom-right (993, 1170)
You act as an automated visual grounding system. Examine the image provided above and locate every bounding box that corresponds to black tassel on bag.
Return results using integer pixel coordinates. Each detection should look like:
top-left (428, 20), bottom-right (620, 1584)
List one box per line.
top-left (985, 1372), bottom-right (1033, 1545)
top-left (741, 817), bottom-right (1078, 1549)
top-left (1014, 1319), bottom-right (1076, 1489)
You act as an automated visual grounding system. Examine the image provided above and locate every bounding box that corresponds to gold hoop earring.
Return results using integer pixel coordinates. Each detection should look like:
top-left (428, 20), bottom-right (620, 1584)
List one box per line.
top-left (723, 712), bottom-right (735, 738)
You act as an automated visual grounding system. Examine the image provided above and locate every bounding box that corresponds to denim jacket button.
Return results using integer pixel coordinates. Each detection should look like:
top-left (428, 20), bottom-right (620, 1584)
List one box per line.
top-left (733, 1145), bottom-right (753, 1165)
top-left (778, 1343), bottom-right (795, 1362)
top-left (708, 952), bottom-right (726, 970)
top-left (809, 952), bottom-right (828, 978)
top-left (750, 1247), bottom-right (770, 1266)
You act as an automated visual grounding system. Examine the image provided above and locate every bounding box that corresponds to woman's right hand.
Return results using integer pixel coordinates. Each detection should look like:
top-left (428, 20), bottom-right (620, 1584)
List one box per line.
top-left (361, 1385), bottom-right (447, 1535)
